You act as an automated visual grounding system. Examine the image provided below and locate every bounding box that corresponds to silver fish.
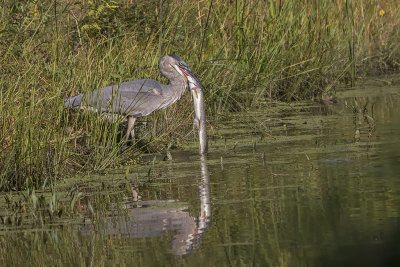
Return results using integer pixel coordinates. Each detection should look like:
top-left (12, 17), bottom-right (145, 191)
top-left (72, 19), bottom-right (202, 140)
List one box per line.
top-left (189, 82), bottom-right (208, 154)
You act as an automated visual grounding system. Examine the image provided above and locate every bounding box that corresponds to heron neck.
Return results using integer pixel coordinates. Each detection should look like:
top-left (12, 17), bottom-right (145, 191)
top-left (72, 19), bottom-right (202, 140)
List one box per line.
top-left (167, 77), bottom-right (187, 99)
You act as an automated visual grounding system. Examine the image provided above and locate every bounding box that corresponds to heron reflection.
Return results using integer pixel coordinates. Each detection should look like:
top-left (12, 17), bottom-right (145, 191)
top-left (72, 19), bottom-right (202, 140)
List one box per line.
top-left (76, 155), bottom-right (211, 255)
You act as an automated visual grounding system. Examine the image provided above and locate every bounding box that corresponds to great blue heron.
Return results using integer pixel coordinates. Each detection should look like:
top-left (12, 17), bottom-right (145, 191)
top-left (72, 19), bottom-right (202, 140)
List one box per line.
top-left (64, 54), bottom-right (208, 154)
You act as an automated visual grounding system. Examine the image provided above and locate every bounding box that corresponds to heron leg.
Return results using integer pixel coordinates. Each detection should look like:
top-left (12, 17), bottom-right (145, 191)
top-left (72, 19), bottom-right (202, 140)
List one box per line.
top-left (122, 116), bottom-right (136, 157)
top-left (127, 116), bottom-right (136, 144)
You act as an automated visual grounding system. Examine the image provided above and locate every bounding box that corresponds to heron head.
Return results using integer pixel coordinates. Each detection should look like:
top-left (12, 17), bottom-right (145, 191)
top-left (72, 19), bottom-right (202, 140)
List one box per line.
top-left (160, 54), bottom-right (204, 90)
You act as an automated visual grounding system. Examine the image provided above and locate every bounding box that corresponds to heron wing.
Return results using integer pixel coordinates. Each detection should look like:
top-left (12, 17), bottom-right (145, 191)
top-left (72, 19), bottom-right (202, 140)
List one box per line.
top-left (84, 79), bottom-right (169, 117)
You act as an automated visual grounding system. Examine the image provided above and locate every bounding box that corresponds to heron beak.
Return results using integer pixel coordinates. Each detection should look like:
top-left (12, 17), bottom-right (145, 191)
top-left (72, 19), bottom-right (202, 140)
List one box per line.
top-left (177, 65), bottom-right (204, 90)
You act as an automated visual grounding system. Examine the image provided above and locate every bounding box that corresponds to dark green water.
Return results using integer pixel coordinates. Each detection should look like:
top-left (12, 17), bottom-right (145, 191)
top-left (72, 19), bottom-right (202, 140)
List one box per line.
top-left (1, 79), bottom-right (400, 266)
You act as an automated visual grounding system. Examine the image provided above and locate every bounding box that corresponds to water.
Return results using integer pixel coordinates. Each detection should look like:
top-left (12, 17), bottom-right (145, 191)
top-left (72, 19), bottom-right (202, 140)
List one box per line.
top-left (1, 78), bottom-right (400, 266)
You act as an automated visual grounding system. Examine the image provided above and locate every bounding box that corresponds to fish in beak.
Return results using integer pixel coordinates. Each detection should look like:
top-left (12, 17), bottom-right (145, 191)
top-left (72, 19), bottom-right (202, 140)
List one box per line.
top-left (176, 65), bottom-right (204, 91)
top-left (178, 65), bottom-right (204, 100)
top-left (173, 60), bottom-right (208, 154)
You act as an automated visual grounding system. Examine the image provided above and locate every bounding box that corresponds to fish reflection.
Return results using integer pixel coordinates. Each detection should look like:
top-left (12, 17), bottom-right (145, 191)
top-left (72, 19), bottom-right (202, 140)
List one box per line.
top-left (184, 155), bottom-right (211, 253)
top-left (76, 155), bottom-right (211, 256)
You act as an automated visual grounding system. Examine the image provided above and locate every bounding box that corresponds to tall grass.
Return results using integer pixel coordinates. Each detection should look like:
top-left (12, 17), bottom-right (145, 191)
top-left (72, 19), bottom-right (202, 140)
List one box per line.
top-left (0, 0), bottom-right (399, 191)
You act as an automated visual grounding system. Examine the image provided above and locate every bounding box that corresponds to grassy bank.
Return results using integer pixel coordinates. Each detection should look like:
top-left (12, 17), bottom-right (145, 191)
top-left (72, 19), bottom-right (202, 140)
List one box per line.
top-left (1, 0), bottom-right (399, 191)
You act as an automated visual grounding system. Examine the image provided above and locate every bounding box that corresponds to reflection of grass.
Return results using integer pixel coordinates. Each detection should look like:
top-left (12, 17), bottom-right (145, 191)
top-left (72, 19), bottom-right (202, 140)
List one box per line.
top-left (1, 0), bottom-right (400, 190)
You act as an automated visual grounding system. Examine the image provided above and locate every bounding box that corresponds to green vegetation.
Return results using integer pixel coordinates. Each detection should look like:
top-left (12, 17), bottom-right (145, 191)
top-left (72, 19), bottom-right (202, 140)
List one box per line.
top-left (1, 0), bottom-right (399, 191)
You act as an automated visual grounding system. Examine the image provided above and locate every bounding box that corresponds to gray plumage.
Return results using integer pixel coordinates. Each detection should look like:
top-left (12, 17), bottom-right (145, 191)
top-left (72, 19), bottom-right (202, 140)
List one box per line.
top-left (65, 54), bottom-right (194, 117)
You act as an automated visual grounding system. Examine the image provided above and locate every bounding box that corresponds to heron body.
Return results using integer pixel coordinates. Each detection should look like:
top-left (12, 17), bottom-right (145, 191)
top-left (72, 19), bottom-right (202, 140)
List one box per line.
top-left (65, 54), bottom-right (208, 154)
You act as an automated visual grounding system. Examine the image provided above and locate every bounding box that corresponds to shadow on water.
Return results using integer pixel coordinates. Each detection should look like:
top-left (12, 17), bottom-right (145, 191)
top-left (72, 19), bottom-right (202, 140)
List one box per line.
top-left (0, 76), bottom-right (400, 266)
